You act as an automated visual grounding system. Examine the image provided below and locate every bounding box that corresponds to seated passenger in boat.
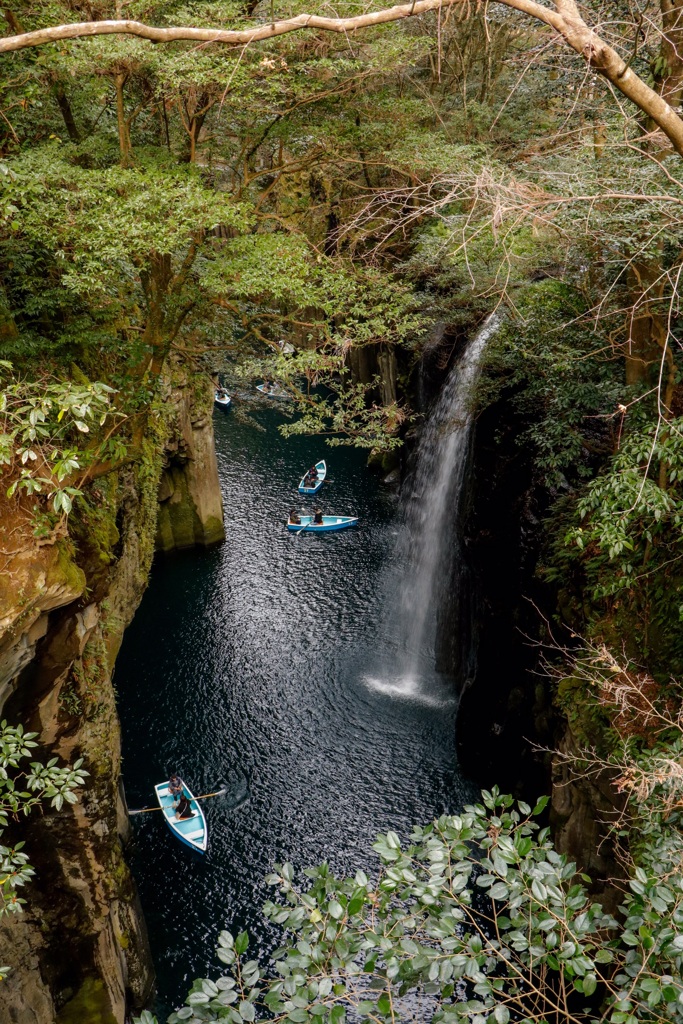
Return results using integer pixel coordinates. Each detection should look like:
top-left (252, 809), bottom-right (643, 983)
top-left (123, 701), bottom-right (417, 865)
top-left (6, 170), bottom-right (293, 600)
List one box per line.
top-left (313, 508), bottom-right (324, 525)
top-left (289, 509), bottom-right (301, 525)
top-left (175, 794), bottom-right (194, 820)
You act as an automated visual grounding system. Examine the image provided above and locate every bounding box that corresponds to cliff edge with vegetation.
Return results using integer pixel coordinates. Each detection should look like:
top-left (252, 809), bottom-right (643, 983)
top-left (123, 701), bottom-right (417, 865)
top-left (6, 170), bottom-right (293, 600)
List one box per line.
top-left (0, 378), bottom-right (223, 1023)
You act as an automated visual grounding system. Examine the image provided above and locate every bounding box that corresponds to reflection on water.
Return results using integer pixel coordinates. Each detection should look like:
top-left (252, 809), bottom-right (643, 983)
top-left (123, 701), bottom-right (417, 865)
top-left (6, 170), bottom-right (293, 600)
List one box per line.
top-left (115, 406), bottom-right (474, 1016)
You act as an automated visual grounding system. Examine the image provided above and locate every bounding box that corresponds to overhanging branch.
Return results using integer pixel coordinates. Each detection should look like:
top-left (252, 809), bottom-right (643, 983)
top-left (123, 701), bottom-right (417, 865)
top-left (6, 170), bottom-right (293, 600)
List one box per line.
top-left (1, 0), bottom-right (683, 156)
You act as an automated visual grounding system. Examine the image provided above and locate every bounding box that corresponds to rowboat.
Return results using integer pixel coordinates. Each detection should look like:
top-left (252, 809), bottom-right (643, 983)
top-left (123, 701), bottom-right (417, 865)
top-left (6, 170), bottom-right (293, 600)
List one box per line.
top-left (154, 780), bottom-right (208, 854)
top-left (298, 460), bottom-right (327, 495)
top-left (287, 515), bottom-right (358, 533)
top-left (256, 383), bottom-right (290, 401)
top-left (214, 390), bottom-right (231, 409)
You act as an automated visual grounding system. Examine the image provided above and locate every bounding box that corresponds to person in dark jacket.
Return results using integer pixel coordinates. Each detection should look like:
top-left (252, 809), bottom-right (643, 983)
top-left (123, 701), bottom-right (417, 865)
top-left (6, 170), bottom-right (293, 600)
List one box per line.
top-left (313, 508), bottom-right (323, 525)
top-left (175, 794), bottom-right (194, 820)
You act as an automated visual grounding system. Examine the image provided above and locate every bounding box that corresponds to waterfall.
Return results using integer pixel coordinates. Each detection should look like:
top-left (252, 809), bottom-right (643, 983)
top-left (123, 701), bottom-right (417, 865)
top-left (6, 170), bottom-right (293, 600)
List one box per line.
top-left (364, 314), bottom-right (499, 704)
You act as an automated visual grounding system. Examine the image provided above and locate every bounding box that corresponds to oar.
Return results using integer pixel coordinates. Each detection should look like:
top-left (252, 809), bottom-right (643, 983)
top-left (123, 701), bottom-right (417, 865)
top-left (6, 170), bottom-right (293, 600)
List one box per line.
top-left (129, 787), bottom-right (227, 816)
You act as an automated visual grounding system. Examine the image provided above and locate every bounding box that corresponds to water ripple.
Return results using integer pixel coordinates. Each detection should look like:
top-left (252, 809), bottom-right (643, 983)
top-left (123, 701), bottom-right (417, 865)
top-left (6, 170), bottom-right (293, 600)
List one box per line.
top-left (116, 407), bottom-right (474, 1017)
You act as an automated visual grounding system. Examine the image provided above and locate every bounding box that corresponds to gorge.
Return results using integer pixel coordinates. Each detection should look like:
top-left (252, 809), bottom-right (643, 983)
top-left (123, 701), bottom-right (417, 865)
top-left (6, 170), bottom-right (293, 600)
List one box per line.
top-left (2, 0), bottom-right (683, 1019)
top-left (115, 393), bottom-right (473, 1015)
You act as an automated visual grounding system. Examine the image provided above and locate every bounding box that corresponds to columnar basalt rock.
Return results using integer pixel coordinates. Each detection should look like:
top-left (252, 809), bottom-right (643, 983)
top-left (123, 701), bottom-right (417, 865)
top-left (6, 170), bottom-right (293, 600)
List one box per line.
top-left (156, 377), bottom-right (225, 552)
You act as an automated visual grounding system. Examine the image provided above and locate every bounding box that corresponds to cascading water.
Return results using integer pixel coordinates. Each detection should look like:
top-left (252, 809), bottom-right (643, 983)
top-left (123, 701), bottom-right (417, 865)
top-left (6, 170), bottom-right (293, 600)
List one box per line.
top-left (365, 314), bottom-right (499, 703)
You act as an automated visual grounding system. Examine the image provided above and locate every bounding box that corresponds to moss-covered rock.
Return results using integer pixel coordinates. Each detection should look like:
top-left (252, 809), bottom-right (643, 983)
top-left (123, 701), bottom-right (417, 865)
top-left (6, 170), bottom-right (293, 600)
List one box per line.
top-left (56, 977), bottom-right (118, 1024)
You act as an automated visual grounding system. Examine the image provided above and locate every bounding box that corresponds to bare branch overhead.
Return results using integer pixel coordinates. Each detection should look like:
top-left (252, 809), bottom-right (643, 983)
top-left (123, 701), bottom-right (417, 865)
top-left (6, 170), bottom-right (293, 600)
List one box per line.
top-left (2, 0), bottom-right (683, 155)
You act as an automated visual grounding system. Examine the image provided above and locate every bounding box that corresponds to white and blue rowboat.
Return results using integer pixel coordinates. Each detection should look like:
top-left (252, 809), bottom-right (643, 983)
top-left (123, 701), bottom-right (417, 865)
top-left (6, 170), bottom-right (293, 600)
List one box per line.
top-left (256, 383), bottom-right (290, 401)
top-left (298, 460), bottom-right (327, 495)
top-left (154, 780), bottom-right (208, 854)
top-left (214, 390), bottom-right (231, 409)
top-left (287, 515), bottom-right (358, 533)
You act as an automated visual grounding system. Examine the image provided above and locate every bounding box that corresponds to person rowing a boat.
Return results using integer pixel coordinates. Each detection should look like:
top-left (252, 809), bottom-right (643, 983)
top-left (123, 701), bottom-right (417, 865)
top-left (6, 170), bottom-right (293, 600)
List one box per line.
top-left (313, 508), bottom-right (323, 525)
top-left (289, 509), bottom-right (301, 525)
top-left (175, 794), bottom-right (195, 820)
top-left (168, 774), bottom-right (183, 803)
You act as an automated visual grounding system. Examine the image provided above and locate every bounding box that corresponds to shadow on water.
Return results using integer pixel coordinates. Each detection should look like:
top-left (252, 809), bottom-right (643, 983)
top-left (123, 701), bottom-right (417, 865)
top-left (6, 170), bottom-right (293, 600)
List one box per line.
top-left (115, 404), bottom-right (475, 1016)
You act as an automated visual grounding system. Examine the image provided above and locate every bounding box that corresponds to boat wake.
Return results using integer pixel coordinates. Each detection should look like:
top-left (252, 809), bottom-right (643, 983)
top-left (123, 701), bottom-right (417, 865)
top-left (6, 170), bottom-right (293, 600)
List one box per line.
top-left (361, 672), bottom-right (457, 709)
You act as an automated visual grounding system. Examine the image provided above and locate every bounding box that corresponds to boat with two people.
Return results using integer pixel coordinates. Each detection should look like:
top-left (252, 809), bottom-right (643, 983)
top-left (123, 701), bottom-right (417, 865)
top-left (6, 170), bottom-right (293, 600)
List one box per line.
top-left (287, 512), bottom-right (358, 533)
top-left (154, 778), bottom-right (208, 854)
top-left (214, 389), bottom-right (231, 410)
top-left (298, 460), bottom-right (326, 495)
top-left (256, 382), bottom-right (290, 401)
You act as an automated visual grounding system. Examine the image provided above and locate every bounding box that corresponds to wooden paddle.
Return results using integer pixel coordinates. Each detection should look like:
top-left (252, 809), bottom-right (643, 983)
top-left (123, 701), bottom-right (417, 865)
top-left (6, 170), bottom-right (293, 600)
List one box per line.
top-left (129, 787), bottom-right (226, 815)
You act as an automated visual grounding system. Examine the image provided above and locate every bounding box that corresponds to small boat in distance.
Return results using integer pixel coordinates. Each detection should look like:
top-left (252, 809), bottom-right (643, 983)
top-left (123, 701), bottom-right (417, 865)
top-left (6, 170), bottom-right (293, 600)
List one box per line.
top-left (154, 780), bottom-right (208, 854)
top-left (214, 389), bottom-right (231, 410)
top-left (287, 515), bottom-right (358, 533)
top-left (256, 382), bottom-right (290, 401)
top-left (298, 460), bottom-right (327, 495)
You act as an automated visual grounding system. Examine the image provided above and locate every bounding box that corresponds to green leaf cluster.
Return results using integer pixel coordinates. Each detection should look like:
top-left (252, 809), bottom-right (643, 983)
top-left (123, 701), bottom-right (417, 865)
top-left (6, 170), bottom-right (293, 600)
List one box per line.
top-left (133, 788), bottom-right (683, 1024)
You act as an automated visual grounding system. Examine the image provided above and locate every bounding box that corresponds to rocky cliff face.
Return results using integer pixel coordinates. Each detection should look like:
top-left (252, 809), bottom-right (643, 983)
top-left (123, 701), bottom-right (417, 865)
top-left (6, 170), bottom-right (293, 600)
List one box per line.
top-left (156, 380), bottom-right (225, 553)
top-left (0, 376), bottom-right (224, 1023)
top-left (550, 724), bottom-right (625, 910)
top-left (428, 341), bottom-right (624, 887)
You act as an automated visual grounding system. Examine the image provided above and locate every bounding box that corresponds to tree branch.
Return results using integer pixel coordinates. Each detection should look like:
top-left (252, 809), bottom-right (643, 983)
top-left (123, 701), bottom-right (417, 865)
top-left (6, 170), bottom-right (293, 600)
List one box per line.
top-left (2, 0), bottom-right (683, 156)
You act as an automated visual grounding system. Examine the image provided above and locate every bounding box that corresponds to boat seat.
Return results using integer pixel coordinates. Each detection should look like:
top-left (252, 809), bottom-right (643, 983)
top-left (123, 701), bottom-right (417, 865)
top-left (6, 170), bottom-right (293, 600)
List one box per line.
top-left (157, 788), bottom-right (171, 796)
top-left (183, 828), bottom-right (204, 841)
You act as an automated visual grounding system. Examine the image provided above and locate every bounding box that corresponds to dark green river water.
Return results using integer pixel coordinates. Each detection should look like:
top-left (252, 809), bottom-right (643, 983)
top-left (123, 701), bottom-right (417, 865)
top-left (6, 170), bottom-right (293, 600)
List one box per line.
top-left (115, 401), bottom-right (472, 1016)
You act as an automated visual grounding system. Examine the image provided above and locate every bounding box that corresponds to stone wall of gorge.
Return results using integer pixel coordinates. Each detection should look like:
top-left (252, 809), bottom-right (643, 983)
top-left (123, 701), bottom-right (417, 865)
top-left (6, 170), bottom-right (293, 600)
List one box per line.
top-left (0, 374), bottom-right (224, 1023)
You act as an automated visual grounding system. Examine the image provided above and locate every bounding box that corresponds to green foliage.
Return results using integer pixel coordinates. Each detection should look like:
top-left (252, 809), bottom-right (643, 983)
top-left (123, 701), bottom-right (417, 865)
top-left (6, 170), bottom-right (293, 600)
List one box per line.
top-left (568, 417), bottom-right (683, 592)
top-left (0, 360), bottom-right (117, 514)
top-left (134, 788), bottom-right (683, 1024)
top-left (0, 147), bottom-right (249, 294)
top-left (479, 280), bottom-right (625, 487)
top-left (0, 720), bottom-right (88, 919)
top-left (541, 413), bottom-right (683, 673)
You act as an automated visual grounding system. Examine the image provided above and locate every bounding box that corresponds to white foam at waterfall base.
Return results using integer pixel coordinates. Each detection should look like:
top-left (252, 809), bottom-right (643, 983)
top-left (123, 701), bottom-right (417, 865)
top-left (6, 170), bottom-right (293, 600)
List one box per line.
top-left (363, 313), bottom-right (500, 703)
top-left (362, 672), bottom-right (458, 708)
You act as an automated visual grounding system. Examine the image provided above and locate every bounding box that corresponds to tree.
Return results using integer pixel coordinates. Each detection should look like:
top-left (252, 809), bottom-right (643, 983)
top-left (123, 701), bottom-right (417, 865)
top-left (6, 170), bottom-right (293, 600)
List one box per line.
top-left (132, 788), bottom-right (683, 1024)
top-left (2, 0), bottom-right (683, 157)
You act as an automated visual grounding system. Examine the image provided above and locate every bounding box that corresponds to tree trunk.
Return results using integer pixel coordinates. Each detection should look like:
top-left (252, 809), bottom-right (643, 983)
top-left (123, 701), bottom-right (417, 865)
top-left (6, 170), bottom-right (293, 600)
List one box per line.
top-left (139, 253), bottom-right (173, 376)
top-left (53, 84), bottom-right (81, 143)
top-left (625, 262), bottom-right (665, 386)
top-left (659, 0), bottom-right (683, 109)
top-left (114, 73), bottom-right (131, 167)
